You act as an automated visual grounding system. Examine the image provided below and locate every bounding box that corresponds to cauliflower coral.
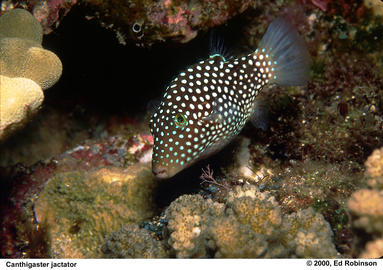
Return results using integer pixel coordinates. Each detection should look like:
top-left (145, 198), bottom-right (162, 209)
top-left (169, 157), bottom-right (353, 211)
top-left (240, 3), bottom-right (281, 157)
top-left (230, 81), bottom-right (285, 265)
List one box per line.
top-left (348, 147), bottom-right (383, 258)
top-left (164, 184), bottom-right (338, 258)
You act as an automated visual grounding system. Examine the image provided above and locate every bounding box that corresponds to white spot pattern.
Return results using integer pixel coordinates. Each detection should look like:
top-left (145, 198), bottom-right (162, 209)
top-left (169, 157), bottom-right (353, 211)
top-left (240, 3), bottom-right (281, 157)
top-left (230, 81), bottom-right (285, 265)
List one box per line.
top-left (149, 51), bottom-right (275, 174)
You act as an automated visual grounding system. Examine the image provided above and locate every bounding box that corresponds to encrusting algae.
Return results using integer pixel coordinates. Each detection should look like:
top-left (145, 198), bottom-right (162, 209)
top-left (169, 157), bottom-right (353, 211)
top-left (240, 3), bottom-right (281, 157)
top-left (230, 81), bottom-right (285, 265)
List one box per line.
top-left (34, 164), bottom-right (157, 258)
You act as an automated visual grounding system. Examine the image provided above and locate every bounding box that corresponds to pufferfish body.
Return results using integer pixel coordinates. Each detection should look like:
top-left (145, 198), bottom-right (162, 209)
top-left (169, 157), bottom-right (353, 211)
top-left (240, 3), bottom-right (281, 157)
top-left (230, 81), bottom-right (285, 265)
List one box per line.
top-left (150, 17), bottom-right (310, 178)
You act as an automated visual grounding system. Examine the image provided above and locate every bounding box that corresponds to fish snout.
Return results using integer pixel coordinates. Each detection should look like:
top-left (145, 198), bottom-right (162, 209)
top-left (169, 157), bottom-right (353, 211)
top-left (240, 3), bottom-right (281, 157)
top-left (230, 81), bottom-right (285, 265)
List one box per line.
top-left (152, 165), bottom-right (170, 179)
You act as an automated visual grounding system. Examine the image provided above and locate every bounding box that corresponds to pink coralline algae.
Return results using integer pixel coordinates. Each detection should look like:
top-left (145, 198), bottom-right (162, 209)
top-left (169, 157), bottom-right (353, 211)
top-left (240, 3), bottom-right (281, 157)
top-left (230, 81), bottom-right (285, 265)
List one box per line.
top-left (33, 0), bottom-right (78, 33)
top-left (0, 0), bottom-right (77, 34)
top-left (302, 0), bottom-right (366, 21)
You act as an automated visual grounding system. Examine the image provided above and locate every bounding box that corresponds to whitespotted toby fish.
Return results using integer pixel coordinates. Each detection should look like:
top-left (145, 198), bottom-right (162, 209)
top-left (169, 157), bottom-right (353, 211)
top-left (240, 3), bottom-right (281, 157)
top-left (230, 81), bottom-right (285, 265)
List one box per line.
top-left (150, 17), bottom-right (310, 178)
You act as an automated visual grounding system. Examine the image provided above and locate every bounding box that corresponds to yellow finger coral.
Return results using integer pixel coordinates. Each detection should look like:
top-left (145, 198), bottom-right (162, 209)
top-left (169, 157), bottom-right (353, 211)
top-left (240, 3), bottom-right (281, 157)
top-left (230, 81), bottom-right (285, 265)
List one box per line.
top-left (0, 38), bottom-right (62, 90)
top-left (22, 46), bottom-right (63, 89)
top-left (0, 8), bottom-right (42, 44)
top-left (0, 75), bottom-right (44, 138)
top-left (0, 8), bottom-right (62, 140)
top-left (0, 9), bottom-right (62, 89)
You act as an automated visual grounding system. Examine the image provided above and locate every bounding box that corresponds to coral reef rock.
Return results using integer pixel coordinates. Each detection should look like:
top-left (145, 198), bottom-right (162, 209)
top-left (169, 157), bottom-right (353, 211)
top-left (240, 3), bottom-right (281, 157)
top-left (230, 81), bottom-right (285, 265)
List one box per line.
top-left (83, 0), bottom-right (253, 46)
top-left (0, 8), bottom-right (62, 141)
top-left (102, 224), bottom-right (168, 258)
top-left (33, 163), bottom-right (157, 258)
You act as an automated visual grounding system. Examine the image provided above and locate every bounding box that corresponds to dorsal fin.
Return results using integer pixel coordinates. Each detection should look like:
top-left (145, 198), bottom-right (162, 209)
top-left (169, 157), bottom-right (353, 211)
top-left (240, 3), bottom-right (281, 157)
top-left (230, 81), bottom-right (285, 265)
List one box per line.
top-left (147, 98), bottom-right (161, 115)
top-left (209, 29), bottom-right (234, 62)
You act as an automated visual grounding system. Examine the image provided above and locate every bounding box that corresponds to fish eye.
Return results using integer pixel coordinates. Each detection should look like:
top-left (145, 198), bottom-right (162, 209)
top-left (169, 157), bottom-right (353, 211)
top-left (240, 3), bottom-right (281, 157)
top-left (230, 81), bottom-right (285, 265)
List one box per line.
top-left (174, 113), bottom-right (187, 127)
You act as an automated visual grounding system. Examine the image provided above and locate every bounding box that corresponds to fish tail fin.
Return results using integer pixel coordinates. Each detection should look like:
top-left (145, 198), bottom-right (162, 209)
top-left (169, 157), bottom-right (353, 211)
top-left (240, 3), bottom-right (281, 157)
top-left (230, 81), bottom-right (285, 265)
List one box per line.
top-left (258, 17), bottom-right (310, 86)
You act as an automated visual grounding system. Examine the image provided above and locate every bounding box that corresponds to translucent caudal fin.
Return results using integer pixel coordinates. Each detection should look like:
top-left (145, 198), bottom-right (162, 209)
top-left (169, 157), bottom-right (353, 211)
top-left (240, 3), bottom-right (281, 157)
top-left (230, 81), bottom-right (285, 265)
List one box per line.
top-left (258, 17), bottom-right (310, 86)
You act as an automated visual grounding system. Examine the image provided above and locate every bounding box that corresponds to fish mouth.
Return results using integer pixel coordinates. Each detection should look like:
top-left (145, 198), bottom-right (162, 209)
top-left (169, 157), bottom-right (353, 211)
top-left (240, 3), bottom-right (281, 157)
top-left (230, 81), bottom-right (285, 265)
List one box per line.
top-left (152, 164), bottom-right (182, 179)
top-left (152, 165), bottom-right (170, 179)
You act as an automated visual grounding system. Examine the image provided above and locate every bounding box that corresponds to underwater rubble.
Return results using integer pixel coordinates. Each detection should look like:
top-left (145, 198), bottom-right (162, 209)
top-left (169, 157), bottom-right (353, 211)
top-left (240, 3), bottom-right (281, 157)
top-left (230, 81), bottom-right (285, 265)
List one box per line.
top-left (1, 0), bottom-right (383, 259)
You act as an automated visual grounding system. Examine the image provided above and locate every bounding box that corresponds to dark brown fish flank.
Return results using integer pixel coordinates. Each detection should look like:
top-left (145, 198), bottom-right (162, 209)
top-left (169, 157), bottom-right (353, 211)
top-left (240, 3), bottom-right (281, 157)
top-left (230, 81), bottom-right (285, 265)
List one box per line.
top-left (150, 17), bottom-right (310, 178)
top-left (150, 51), bottom-right (275, 172)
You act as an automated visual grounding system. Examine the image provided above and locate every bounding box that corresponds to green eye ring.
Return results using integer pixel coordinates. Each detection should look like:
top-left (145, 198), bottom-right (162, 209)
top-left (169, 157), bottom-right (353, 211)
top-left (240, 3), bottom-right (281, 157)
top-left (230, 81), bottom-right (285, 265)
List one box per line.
top-left (174, 113), bottom-right (187, 127)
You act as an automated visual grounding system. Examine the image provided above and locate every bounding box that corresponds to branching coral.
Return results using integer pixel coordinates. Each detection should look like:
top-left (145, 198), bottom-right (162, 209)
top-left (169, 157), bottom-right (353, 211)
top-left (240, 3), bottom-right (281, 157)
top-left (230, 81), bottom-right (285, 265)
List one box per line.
top-left (280, 208), bottom-right (339, 258)
top-left (347, 147), bottom-right (383, 258)
top-left (348, 189), bottom-right (383, 234)
top-left (227, 185), bottom-right (282, 238)
top-left (360, 239), bottom-right (383, 259)
top-left (162, 184), bottom-right (338, 258)
top-left (163, 188), bottom-right (282, 258)
top-left (0, 8), bottom-right (62, 140)
top-left (208, 216), bottom-right (269, 258)
top-left (365, 147), bottom-right (383, 190)
top-left (164, 194), bottom-right (220, 258)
